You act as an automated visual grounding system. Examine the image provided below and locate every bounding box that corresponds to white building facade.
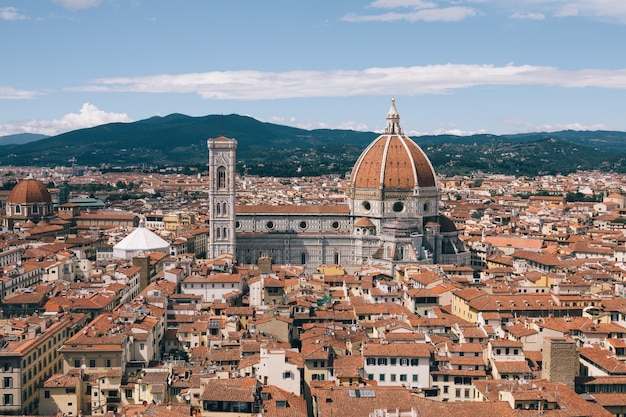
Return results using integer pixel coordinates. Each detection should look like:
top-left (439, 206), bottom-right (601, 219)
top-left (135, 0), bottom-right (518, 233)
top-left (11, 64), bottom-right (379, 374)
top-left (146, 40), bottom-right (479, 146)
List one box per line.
top-left (362, 342), bottom-right (431, 389)
top-left (254, 346), bottom-right (301, 396)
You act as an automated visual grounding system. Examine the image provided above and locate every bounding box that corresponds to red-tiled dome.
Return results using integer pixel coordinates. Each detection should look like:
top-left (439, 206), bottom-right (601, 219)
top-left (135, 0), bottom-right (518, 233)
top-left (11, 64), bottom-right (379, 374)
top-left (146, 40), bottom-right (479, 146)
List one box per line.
top-left (7, 178), bottom-right (52, 204)
top-left (350, 100), bottom-right (436, 191)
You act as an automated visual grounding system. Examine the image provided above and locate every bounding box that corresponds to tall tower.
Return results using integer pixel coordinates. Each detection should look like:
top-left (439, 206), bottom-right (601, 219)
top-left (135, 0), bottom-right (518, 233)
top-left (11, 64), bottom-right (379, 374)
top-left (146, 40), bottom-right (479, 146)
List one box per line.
top-left (542, 337), bottom-right (578, 389)
top-left (208, 135), bottom-right (237, 259)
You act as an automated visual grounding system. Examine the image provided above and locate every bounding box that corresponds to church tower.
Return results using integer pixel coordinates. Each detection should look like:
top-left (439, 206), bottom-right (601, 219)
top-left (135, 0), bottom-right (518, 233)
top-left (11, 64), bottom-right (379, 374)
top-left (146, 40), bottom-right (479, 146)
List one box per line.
top-left (208, 135), bottom-right (237, 259)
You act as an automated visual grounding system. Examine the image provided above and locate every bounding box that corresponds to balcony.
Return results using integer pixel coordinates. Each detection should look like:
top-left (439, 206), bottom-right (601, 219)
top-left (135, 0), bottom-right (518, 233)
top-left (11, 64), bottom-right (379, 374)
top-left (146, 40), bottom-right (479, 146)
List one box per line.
top-left (107, 396), bottom-right (121, 403)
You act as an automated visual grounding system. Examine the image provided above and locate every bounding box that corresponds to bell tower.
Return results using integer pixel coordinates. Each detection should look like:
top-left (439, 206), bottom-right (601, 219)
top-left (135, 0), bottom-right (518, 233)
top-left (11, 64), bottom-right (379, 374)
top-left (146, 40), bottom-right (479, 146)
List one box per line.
top-left (208, 135), bottom-right (237, 259)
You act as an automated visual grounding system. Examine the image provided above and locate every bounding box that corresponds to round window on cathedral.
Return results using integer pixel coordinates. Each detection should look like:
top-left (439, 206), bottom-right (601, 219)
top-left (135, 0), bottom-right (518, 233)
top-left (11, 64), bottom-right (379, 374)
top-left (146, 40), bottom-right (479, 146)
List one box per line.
top-left (423, 202), bottom-right (430, 213)
top-left (393, 202), bottom-right (404, 213)
top-left (266, 221), bottom-right (274, 230)
top-left (331, 221), bottom-right (340, 230)
top-left (299, 221), bottom-right (307, 230)
top-left (235, 221), bottom-right (241, 230)
top-left (362, 201), bottom-right (371, 212)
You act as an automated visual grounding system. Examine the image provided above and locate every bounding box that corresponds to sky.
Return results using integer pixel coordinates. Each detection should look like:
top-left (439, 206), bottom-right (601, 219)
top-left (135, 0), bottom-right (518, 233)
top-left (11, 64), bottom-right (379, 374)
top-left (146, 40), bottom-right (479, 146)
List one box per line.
top-left (1, 0), bottom-right (626, 138)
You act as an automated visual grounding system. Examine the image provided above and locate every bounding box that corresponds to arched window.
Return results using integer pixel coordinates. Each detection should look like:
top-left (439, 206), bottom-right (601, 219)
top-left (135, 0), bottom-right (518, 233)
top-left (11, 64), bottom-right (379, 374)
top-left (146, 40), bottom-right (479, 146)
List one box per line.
top-left (216, 228), bottom-right (221, 239)
top-left (222, 202), bottom-right (227, 216)
top-left (223, 227), bottom-right (227, 239)
top-left (301, 252), bottom-right (306, 265)
top-left (15, 205), bottom-right (20, 214)
top-left (217, 166), bottom-right (226, 189)
top-left (334, 252), bottom-right (340, 265)
top-left (216, 204), bottom-right (221, 216)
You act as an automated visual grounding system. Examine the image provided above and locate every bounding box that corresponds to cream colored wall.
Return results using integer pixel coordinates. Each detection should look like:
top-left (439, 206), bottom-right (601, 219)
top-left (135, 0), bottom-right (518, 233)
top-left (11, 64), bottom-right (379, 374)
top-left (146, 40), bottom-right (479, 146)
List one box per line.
top-left (39, 387), bottom-right (82, 416)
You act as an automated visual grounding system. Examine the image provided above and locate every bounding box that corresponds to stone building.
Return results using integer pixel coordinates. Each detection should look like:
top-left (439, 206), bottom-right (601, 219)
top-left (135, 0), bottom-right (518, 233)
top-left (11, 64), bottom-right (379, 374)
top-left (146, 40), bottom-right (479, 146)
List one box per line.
top-left (5, 177), bottom-right (54, 230)
top-left (209, 100), bottom-right (470, 272)
top-left (543, 337), bottom-right (579, 389)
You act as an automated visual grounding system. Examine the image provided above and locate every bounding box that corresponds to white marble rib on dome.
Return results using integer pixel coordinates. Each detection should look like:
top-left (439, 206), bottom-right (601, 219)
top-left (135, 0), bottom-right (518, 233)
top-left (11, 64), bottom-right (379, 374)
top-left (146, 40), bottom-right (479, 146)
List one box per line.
top-left (113, 221), bottom-right (170, 259)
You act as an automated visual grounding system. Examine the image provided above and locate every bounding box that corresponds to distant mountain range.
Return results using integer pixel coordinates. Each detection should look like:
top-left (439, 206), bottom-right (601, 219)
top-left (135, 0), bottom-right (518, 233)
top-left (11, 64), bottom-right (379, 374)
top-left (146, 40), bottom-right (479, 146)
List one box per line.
top-left (0, 132), bottom-right (48, 146)
top-left (1, 114), bottom-right (625, 177)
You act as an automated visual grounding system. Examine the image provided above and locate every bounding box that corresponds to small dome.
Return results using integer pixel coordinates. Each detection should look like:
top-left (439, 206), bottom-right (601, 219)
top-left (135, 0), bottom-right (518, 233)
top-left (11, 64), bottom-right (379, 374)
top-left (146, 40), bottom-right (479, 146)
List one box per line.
top-left (8, 178), bottom-right (52, 204)
top-left (350, 100), bottom-right (436, 192)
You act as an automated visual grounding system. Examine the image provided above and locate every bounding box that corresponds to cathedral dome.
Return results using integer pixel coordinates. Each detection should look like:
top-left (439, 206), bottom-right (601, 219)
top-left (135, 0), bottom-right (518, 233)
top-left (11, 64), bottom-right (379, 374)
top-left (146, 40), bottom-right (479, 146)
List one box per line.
top-left (350, 100), bottom-right (436, 193)
top-left (7, 178), bottom-right (52, 204)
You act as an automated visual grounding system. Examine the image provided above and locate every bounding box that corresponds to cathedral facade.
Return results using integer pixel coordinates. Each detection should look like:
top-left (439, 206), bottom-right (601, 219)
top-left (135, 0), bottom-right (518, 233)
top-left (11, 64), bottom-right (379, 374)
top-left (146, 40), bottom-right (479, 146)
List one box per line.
top-left (208, 100), bottom-right (469, 272)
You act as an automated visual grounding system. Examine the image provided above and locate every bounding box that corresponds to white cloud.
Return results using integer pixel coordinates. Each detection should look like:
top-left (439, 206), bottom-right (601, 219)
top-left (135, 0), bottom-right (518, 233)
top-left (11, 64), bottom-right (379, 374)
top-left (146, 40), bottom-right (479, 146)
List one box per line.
top-left (554, 0), bottom-right (626, 19)
top-left (344, 0), bottom-right (478, 23)
top-left (264, 115), bottom-right (369, 132)
top-left (502, 116), bottom-right (609, 133)
top-left (0, 7), bottom-right (27, 20)
top-left (428, 127), bottom-right (489, 136)
top-left (71, 64), bottom-right (626, 101)
top-left (0, 103), bottom-right (132, 136)
top-left (505, 0), bottom-right (626, 22)
top-left (267, 115), bottom-right (287, 124)
top-left (350, 0), bottom-right (626, 23)
top-left (343, 6), bottom-right (476, 22)
top-left (369, 0), bottom-right (436, 9)
top-left (336, 121), bottom-right (370, 131)
top-left (0, 86), bottom-right (39, 99)
top-left (509, 11), bottom-right (545, 20)
top-left (536, 122), bottom-right (609, 132)
top-left (52, 0), bottom-right (101, 11)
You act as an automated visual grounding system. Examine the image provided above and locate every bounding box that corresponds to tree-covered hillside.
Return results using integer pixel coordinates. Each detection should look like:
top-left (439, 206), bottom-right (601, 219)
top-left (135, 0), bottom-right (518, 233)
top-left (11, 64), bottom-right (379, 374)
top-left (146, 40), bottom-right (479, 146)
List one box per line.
top-left (1, 114), bottom-right (625, 177)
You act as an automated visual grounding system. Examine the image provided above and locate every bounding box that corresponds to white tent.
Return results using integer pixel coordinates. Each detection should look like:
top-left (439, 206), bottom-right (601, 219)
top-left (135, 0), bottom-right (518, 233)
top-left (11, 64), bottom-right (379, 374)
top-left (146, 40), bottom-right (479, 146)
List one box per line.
top-left (113, 220), bottom-right (170, 259)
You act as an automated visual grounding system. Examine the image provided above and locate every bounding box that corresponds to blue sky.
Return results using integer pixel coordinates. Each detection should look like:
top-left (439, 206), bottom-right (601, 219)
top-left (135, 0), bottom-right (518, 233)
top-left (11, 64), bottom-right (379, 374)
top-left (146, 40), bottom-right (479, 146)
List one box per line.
top-left (1, 0), bottom-right (626, 138)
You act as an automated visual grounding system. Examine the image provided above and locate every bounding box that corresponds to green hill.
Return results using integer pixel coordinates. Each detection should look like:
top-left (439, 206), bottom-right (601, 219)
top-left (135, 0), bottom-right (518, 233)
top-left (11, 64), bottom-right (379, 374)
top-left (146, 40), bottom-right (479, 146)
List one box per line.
top-left (0, 114), bottom-right (625, 177)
